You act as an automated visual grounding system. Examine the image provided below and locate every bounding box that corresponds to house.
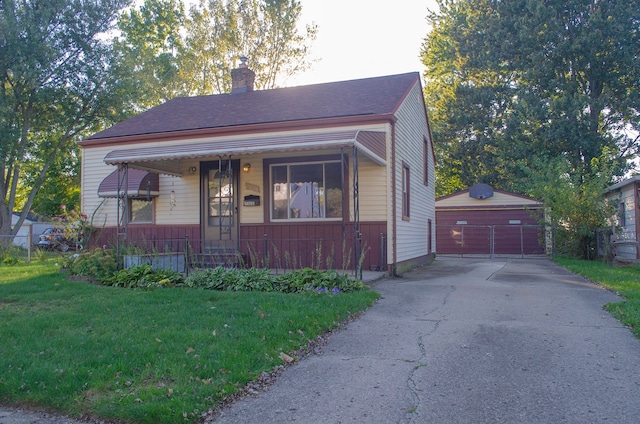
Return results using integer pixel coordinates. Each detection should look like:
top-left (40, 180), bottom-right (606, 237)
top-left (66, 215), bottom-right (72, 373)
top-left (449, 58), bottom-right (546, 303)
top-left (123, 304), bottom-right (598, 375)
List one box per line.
top-left (11, 212), bottom-right (49, 249)
top-left (78, 61), bottom-right (436, 276)
top-left (435, 184), bottom-right (547, 256)
top-left (603, 176), bottom-right (640, 263)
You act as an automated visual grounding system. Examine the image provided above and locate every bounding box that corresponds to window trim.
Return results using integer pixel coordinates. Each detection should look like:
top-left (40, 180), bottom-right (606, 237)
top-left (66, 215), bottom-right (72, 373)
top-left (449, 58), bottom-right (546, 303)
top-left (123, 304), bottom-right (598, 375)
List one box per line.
top-left (402, 161), bottom-right (410, 220)
top-left (263, 154), bottom-right (349, 223)
top-left (423, 136), bottom-right (429, 186)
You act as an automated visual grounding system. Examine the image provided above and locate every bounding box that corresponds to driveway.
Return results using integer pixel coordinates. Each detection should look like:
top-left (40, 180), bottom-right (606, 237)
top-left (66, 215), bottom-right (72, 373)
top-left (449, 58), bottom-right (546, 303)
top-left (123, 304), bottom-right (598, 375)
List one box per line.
top-left (212, 257), bottom-right (640, 423)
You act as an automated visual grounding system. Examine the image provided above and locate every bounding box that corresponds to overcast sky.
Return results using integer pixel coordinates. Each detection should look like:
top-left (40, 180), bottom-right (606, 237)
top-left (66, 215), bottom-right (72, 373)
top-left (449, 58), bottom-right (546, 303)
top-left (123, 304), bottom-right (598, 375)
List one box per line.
top-left (287, 0), bottom-right (439, 86)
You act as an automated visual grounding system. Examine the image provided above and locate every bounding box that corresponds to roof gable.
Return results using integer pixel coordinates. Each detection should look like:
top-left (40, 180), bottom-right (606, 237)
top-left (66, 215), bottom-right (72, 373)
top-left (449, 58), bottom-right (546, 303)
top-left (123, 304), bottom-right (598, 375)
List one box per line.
top-left (87, 72), bottom-right (420, 141)
top-left (436, 189), bottom-right (542, 208)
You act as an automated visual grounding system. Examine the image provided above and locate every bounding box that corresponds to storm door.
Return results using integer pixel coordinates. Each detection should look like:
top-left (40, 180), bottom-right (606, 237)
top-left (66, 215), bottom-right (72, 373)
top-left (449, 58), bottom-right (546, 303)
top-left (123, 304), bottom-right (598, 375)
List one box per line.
top-left (202, 160), bottom-right (239, 251)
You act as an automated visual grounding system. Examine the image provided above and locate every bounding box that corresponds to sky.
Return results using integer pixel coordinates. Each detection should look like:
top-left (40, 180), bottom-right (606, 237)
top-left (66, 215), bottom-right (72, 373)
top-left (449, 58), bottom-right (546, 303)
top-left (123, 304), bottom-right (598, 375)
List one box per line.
top-left (286, 0), bottom-right (439, 87)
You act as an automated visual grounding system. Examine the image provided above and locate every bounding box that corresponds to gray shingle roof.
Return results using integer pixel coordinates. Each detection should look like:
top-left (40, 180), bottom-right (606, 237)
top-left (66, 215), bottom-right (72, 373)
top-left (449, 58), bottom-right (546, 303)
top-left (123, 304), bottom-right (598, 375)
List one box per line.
top-left (86, 72), bottom-right (420, 141)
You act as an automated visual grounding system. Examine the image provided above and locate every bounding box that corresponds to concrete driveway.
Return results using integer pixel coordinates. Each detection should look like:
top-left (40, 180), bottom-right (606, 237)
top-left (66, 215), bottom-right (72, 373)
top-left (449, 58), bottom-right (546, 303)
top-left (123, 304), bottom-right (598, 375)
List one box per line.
top-left (212, 257), bottom-right (640, 423)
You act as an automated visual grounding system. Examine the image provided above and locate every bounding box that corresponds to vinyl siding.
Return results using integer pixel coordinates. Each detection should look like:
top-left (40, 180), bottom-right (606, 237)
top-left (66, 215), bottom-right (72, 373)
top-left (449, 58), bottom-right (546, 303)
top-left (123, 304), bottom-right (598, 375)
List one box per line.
top-left (605, 182), bottom-right (638, 246)
top-left (357, 154), bottom-right (388, 222)
top-left (392, 82), bottom-right (436, 263)
top-left (82, 125), bottom-right (390, 229)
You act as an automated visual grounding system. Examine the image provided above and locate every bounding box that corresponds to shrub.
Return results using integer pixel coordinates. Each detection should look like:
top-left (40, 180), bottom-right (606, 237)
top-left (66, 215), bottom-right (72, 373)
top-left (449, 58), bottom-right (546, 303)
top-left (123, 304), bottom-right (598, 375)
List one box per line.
top-left (63, 248), bottom-right (117, 283)
top-left (103, 264), bottom-right (184, 288)
top-left (277, 268), bottom-right (367, 293)
top-left (185, 267), bottom-right (367, 294)
top-left (185, 267), bottom-right (277, 291)
top-left (0, 244), bottom-right (24, 265)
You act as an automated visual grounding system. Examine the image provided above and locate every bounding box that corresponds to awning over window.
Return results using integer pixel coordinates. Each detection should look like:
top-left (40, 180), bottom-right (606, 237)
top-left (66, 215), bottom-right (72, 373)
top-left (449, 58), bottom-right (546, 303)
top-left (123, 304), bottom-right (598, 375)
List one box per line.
top-left (103, 131), bottom-right (387, 176)
top-left (97, 168), bottom-right (160, 198)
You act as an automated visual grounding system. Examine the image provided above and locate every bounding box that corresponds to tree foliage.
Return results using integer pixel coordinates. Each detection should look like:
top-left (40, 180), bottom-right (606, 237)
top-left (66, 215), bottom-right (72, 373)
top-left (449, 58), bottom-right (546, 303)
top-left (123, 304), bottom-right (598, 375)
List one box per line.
top-left (525, 150), bottom-right (618, 259)
top-left (422, 0), bottom-right (640, 197)
top-left (0, 0), bottom-right (131, 239)
top-left (116, 0), bottom-right (318, 110)
top-left (1, 0), bottom-right (315, 236)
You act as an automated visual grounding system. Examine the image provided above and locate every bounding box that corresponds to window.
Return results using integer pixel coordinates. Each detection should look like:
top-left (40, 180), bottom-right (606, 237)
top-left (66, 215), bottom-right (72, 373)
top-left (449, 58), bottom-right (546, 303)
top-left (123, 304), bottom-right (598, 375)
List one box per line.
top-left (129, 198), bottom-right (153, 224)
top-left (270, 161), bottom-right (343, 220)
top-left (423, 137), bottom-right (429, 186)
top-left (402, 162), bottom-right (410, 219)
top-left (618, 202), bottom-right (626, 227)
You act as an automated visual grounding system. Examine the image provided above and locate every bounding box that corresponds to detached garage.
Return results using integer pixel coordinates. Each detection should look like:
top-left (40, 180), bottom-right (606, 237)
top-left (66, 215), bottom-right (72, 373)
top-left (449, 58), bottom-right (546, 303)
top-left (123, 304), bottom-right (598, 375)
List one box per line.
top-left (436, 184), bottom-right (547, 256)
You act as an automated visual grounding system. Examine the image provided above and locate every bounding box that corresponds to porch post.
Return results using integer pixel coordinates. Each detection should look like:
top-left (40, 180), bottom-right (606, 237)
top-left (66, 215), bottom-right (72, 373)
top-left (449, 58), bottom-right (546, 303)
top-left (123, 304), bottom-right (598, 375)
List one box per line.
top-left (116, 163), bottom-right (129, 269)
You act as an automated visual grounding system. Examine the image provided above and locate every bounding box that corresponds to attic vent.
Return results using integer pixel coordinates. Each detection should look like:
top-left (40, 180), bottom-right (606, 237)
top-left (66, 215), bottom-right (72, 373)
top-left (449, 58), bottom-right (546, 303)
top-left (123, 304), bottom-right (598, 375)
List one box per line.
top-left (469, 183), bottom-right (493, 200)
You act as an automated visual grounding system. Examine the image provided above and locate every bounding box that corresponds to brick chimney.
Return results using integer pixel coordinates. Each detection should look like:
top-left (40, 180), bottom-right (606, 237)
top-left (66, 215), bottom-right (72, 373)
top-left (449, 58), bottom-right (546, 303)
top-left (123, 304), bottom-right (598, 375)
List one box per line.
top-left (231, 56), bottom-right (255, 93)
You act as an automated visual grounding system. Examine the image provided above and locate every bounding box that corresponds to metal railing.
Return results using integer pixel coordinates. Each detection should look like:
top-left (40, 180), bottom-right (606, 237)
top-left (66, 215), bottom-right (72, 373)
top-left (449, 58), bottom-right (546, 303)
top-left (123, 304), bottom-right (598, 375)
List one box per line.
top-left (113, 233), bottom-right (388, 278)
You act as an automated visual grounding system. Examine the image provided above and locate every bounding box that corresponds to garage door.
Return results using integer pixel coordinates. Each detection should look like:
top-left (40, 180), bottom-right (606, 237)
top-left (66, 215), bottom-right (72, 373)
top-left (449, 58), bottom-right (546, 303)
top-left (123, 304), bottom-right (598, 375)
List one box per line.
top-left (436, 224), bottom-right (545, 256)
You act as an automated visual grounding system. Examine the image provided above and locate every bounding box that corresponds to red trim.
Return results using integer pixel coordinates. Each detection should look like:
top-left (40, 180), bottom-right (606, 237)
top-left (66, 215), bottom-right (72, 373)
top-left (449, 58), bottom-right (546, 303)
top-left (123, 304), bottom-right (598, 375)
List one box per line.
top-left (79, 115), bottom-right (397, 148)
top-left (262, 154), bottom-right (349, 223)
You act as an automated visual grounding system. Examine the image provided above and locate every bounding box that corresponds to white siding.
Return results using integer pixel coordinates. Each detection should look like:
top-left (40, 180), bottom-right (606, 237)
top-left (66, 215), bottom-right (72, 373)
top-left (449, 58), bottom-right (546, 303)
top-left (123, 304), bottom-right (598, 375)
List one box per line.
top-left (81, 145), bottom-right (120, 227)
top-left (606, 182), bottom-right (637, 241)
top-left (239, 155), bottom-right (265, 224)
top-left (357, 154), bottom-right (387, 222)
top-left (391, 82), bottom-right (436, 263)
top-left (81, 124), bottom-right (391, 228)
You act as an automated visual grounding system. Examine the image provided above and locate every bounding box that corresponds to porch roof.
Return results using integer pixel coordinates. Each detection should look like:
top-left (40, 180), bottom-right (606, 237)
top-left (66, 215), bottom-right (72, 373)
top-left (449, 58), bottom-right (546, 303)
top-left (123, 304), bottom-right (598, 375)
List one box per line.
top-left (103, 130), bottom-right (387, 176)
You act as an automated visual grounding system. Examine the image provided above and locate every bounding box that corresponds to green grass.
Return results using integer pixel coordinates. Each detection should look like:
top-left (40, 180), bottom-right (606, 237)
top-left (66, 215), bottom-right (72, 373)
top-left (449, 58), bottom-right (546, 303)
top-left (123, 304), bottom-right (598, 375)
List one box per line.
top-left (0, 260), bottom-right (379, 423)
top-left (554, 256), bottom-right (640, 337)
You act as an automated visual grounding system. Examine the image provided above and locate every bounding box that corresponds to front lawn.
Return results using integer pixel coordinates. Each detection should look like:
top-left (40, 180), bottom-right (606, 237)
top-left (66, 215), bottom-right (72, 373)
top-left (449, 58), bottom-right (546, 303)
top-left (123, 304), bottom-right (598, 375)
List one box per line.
top-left (554, 256), bottom-right (640, 337)
top-left (0, 260), bottom-right (379, 423)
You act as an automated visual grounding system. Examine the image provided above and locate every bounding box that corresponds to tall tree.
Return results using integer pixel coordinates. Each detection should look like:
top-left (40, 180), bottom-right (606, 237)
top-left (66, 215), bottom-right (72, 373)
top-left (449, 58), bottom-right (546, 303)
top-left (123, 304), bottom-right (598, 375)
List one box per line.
top-left (114, 0), bottom-right (186, 112)
top-left (422, 0), bottom-right (640, 197)
top-left (183, 0), bottom-right (317, 93)
top-left (0, 0), bottom-right (130, 242)
top-left (116, 0), bottom-right (318, 111)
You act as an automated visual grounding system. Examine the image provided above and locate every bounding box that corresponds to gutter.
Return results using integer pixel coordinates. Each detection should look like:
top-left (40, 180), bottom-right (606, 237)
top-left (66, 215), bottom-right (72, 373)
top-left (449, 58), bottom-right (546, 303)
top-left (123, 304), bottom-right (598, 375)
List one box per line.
top-left (79, 114), bottom-right (398, 148)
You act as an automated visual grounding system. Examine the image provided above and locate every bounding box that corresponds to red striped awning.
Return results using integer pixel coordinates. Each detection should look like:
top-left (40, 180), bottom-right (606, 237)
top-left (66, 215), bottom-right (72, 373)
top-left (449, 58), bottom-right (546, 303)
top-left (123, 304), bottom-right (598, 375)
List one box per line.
top-left (97, 168), bottom-right (159, 198)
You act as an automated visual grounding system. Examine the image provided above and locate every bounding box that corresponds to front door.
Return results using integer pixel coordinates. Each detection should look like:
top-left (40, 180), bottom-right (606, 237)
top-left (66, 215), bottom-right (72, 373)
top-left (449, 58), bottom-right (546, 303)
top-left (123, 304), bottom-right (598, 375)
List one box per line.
top-left (202, 160), bottom-right (239, 252)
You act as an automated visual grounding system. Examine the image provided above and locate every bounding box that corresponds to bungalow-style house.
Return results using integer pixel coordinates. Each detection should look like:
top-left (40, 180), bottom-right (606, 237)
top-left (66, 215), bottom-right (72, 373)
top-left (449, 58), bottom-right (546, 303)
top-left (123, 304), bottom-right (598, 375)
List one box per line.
top-left (435, 184), bottom-right (547, 257)
top-left (79, 60), bottom-right (436, 276)
top-left (603, 176), bottom-right (640, 263)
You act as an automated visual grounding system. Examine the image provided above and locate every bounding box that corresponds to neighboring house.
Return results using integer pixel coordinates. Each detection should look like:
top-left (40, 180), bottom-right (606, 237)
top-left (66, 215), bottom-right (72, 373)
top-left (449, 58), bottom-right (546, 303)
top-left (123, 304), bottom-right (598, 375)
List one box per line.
top-left (11, 213), bottom-right (49, 249)
top-left (79, 61), bottom-right (436, 276)
top-left (603, 176), bottom-right (640, 263)
top-left (435, 184), bottom-right (546, 256)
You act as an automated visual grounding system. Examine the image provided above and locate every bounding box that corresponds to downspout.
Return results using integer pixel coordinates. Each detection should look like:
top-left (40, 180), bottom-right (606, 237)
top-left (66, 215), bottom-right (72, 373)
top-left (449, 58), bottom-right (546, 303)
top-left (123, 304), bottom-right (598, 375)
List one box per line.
top-left (390, 121), bottom-right (397, 276)
top-left (353, 145), bottom-right (361, 279)
top-left (340, 148), bottom-right (345, 249)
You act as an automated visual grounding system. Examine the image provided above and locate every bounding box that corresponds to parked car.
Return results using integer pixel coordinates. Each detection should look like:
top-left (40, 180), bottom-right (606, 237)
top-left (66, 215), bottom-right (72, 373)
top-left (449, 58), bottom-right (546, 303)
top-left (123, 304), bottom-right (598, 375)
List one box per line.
top-left (37, 227), bottom-right (79, 252)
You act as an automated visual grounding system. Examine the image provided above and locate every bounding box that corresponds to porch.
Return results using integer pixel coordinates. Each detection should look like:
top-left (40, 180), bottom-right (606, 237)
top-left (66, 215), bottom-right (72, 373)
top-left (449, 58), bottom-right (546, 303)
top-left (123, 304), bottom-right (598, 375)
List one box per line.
top-left (90, 223), bottom-right (388, 279)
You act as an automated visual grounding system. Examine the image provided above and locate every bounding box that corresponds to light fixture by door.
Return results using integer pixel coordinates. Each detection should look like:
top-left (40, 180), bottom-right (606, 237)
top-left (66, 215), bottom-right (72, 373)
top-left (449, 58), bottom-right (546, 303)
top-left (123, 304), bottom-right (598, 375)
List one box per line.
top-left (242, 163), bottom-right (251, 172)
